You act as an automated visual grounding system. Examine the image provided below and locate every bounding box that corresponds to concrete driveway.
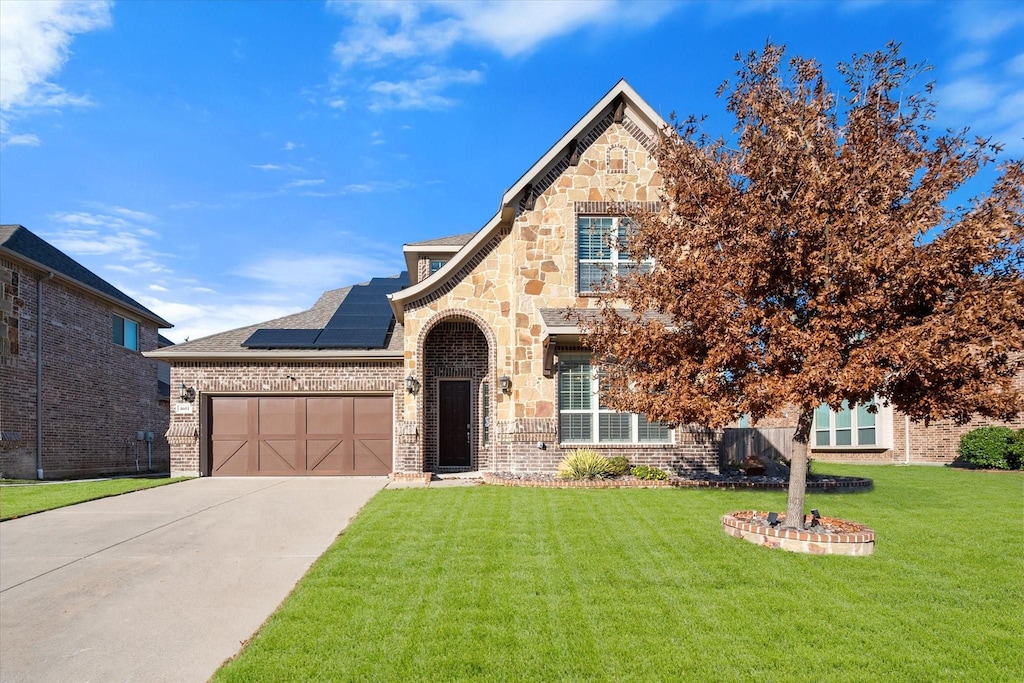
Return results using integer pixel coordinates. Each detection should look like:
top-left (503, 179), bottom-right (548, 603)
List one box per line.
top-left (0, 476), bottom-right (386, 683)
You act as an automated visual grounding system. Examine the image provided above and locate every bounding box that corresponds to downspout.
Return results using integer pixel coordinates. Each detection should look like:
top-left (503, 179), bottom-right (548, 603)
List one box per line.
top-left (904, 414), bottom-right (910, 465)
top-left (36, 271), bottom-right (53, 479)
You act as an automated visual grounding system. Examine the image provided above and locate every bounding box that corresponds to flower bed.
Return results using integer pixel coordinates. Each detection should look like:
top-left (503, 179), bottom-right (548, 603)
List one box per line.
top-left (722, 510), bottom-right (875, 555)
top-left (482, 471), bottom-right (872, 491)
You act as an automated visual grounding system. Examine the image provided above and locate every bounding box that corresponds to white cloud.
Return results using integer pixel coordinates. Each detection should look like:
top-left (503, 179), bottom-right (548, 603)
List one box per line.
top-left (950, 5), bottom-right (1024, 43)
top-left (368, 68), bottom-right (484, 111)
top-left (2, 132), bottom-right (41, 146)
top-left (288, 178), bottom-right (325, 187)
top-left (328, 1), bottom-right (661, 66)
top-left (283, 141), bottom-right (301, 150)
top-left (326, 1), bottom-right (675, 111)
top-left (235, 252), bottom-right (402, 291)
top-left (1007, 54), bottom-right (1024, 77)
top-left (251, 163), bottom-right (282, 171)
top-left (0, 0), bottom-right (112, 144)
top-left (327, 97), bottom-right (347, 109)
top-left (148, 284), bottom-right (169, 292)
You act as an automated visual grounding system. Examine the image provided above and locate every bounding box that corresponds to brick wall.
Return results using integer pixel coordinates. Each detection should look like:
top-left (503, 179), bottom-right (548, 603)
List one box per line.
top-left (167, 360), bottom-right (405, 476)
top-left (0, 261), bottom-right (169, 479)
top-left (422, 320), bottom-right (490, 471)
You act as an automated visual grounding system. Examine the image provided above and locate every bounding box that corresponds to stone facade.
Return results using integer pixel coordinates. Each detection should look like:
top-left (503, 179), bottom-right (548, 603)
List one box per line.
top-left (0, 259), bottom-right (169, 479)
top-left (397, 107), bottom-right (719, 475)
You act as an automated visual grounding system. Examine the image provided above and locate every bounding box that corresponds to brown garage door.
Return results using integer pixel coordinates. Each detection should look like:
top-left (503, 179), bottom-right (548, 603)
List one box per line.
top-left (209, 396), bottom-right (392, 476)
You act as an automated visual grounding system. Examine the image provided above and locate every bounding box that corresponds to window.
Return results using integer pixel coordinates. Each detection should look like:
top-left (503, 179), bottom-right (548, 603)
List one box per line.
top-left (429, 259), bottom-right (448, 274)
top-left (814, 401), bottom-right (879, 448)
top-left (558, 353), bottom-right (672, 444)
top-left (577, 216), bottom-right (651, 293)
top-left (112, 314), bottom-right (139, 351)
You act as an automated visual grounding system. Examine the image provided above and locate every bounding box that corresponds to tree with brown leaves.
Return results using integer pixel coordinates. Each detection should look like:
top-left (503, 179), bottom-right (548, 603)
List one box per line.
top-left (583, 43), bottom-right (1023, 530)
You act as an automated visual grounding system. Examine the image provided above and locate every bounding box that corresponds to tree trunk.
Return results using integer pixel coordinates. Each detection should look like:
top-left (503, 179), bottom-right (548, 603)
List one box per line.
top-left (785, 410), bottom-right (814, 530)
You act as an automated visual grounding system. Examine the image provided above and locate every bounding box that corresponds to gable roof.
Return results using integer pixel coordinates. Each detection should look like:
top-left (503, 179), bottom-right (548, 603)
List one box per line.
top-left (388, 79), bottom-right (668, 322)
top-left (1, 224), bottom-right (172, 328)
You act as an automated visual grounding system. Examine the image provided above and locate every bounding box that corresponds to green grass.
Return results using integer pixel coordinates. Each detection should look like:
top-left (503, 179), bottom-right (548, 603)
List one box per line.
top-left (0, 477), bottom-right (187, 520)
top-left (215, 465), bottom-right (1023, 682)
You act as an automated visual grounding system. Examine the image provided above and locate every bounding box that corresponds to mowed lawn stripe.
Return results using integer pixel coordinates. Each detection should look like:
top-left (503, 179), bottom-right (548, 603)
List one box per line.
top-left (214, 466), bottom-right (1022, 682)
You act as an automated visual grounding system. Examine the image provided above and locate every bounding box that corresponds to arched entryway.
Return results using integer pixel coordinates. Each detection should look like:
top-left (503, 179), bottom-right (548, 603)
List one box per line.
top-left (422, 318), bottom-right (491, 472)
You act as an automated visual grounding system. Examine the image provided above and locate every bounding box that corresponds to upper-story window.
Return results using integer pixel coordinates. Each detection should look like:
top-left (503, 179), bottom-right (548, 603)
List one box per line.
top-left (112, 314), bottom-right (139, 351)
top-left (577, 216), bottom-right (652, 293)
top-left (429, 258), bottom-right (448, 274)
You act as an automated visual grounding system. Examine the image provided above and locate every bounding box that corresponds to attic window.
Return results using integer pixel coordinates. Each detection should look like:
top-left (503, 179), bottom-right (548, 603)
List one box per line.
top-left (607, 144), bottom-right (627, 173)
top-left (112, 314), bottom-right (139, 351)
top-left (429, 259), bottom-right (448, 274)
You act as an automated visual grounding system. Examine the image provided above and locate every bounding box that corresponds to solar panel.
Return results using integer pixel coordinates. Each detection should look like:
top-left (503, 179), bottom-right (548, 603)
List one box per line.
top-left (241, 272), bottom-right (409, 350)
top-left (242, 328), bottom-right (322, 349)
top-left (314, 327), bottom-right (390, 349)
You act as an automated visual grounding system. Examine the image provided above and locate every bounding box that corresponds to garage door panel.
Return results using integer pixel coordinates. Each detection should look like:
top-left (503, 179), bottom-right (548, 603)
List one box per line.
top-left (353, 439), bottom-right (392, 475)
top-left (258, 398), bottom-right (299, 434)
top-left (212, 439), bottom-right (249, 475)
top-left (306, 398), bottom-right (350, 436)
top-left (210, 396), bottom-right (392, 476)
top-left (259, 440), bottom-right (297, 473)
top-left (211, 398), bottom-right (249, 434)
top-left (307, 439), bottom-right (348, 472)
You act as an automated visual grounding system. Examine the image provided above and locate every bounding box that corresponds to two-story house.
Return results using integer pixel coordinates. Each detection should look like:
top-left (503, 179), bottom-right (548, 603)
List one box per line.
top-left (1, 225), bottom-right (173, 479)
top-left (147, 81), bottom-right (1019, 478)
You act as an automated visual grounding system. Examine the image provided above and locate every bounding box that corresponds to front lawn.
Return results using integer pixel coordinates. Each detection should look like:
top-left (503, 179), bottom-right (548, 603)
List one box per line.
top-left (215, 465), bottom-right (1023, 682)
top-left (0, 477), bottom-right (186, 521)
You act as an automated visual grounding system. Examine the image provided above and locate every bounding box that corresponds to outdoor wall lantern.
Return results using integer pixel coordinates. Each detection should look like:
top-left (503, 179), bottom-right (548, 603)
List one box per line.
top-left (179, 382), bottom-right (196, 403)
top-left (405, 375), bottom-right (420, 394)
top-left (499, 375), bottom-right (511, 394)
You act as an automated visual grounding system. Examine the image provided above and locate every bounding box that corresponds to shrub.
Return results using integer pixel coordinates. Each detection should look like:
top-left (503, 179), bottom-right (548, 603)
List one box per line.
top-left (1009, 429), bottom-right (1024, 470)
top-left (606, 456), bottom-right (631, 477)
top-left (557, 450), bottom-right (614, 480)
top-left (958, 427), bottom-right (1016, 469)
top-left (630, 465), bottom-right (669, 481)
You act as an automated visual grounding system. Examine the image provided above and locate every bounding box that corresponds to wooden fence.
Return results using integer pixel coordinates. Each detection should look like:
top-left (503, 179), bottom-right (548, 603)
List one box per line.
top-left (719, 427), bottom-right (797, 469)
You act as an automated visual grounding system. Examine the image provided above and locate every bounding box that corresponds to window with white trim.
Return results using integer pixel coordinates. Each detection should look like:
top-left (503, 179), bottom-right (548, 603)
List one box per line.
top-left (577, 216), bottom-right (652, 293)
top-left (558, 353), bottom-right (672, 444)
top-left (429, 258), bottom-right (448, 274)
top-left (814, 401), bottom-right (878, 448)
top-left (112, 314), bottom-right (139, 351)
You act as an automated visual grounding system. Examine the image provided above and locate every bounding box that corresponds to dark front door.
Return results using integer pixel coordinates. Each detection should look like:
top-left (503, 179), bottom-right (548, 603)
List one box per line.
top-left (438, 380), bottom-right (471, 468)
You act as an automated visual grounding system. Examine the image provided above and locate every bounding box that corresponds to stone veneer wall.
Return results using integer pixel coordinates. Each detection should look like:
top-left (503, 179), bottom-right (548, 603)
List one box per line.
top-left (0, 260), bottom-right (168, 479)
top-left (167, 360), bottom-right (406, 476)
top-left (398, 111), bottom-right (719, 473)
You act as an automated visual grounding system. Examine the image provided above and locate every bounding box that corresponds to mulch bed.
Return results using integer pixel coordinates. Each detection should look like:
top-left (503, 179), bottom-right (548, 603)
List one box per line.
top-left (482, 471), bottom-right (872, 491)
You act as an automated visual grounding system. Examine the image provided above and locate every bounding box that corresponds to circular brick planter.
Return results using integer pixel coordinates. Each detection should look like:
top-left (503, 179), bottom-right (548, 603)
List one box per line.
top-left (722, 510), bottom-right (875, 556)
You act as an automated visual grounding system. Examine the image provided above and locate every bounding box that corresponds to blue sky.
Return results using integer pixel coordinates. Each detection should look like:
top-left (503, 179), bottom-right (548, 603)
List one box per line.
top-left (1, 0), bottom-right (1021, 343)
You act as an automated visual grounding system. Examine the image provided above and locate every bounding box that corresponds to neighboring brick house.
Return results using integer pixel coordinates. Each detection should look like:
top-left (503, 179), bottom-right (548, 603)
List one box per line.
top-left (0, 225), bottom-right (173, 479)
top-left (146, 80), bottom-right (1017, 478)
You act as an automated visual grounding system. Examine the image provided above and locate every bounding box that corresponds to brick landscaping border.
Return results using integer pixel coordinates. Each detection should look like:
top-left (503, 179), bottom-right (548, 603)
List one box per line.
top-left (722, 510), bottom-right (876, 555)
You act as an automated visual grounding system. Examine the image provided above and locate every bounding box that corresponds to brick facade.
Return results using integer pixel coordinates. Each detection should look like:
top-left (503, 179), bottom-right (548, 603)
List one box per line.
top-left (0, 260), bottom-right (169, 479)
top-left (167, 360), bottom-right (405, 477)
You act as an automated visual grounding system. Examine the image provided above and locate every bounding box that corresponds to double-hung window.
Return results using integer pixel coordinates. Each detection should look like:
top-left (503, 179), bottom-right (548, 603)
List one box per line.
top-left (429, 258), bottom-right (448, 274)
top-left (577, 216), bottom-right (652, 293)
top-left (559, 353), bottom-right (672, 444)
top-left (814, 401), bottom-right (883, 448)
top-left (112, 314), bottom-right (139, 351)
